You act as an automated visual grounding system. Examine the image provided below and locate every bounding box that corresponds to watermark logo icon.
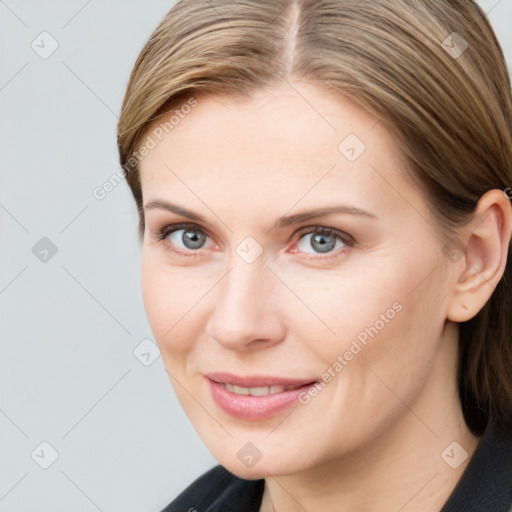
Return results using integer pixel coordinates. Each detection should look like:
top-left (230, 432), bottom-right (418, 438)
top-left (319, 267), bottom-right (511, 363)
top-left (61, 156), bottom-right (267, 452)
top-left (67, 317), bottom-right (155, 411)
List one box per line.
top-left (31, 441), bottom-right (59, 469)
top-left (236, 236), bottom-right (263, 264)
top-left (441, 441), bottom-right (468, 469)
top-left (338, 133), bottom-right (366, 162)
top-left (31, 32), bottom-right (59, 59)
top-left (133, 338), bottom-right (160, 367)
top-left (32, 237), bottom-right (58, 263)
top-left (441, 237), bottom-right (465, 263)
top-left (441, 32), bottom-right (468, 59)
top-left (237, 442), bottom-right (262, 468)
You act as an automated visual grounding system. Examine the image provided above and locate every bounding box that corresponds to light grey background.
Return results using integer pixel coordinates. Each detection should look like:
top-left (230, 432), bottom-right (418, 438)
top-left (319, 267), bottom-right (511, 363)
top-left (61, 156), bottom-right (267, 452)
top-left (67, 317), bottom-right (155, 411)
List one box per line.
top-left (1, 1), bottom-right (511, 511)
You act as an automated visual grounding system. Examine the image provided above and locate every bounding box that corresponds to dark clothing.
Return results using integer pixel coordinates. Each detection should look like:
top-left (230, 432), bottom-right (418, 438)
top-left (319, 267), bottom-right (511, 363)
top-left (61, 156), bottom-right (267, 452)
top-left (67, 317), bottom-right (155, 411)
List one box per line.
top-left (161, 421), bottom-right (512, 512)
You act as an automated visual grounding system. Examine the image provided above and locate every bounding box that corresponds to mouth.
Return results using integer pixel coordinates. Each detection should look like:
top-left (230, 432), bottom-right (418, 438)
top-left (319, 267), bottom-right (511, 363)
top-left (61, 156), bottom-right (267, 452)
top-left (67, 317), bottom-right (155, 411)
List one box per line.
top-left (219, 382), bottom-right (307, 396)
top-left (205, 372), bottom-right (319, 420)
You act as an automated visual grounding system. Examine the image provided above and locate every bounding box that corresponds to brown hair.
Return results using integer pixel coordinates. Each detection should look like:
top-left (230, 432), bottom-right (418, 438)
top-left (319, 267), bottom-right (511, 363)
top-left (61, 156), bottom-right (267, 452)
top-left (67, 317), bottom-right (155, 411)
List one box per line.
top-left (117, 0), bottom-right (512, 435)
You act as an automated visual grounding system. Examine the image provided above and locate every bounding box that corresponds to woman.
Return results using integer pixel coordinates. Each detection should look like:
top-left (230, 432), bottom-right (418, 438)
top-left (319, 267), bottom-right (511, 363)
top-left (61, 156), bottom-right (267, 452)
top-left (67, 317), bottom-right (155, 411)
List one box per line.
top-left (117, 1), bottom-right (512, 510)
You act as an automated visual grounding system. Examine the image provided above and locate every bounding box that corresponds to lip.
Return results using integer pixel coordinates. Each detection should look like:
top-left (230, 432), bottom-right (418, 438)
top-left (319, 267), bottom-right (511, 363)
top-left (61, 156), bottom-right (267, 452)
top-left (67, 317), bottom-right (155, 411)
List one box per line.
top-left (205, 372), bottom-right (317, 388)
top-left (205, 372), bottom-right (319, 421)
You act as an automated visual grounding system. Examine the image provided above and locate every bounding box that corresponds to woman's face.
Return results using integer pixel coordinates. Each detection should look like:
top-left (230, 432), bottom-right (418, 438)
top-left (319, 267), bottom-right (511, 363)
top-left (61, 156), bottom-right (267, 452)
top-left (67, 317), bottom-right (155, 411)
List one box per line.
top-left (139, 82), bottom-right (459, 478)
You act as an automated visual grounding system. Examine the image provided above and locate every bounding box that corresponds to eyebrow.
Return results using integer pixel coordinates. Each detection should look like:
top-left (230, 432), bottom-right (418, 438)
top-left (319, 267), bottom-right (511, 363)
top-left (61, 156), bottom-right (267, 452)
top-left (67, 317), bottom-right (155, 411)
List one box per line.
top-left (144, 199), bottom-right (376, 230)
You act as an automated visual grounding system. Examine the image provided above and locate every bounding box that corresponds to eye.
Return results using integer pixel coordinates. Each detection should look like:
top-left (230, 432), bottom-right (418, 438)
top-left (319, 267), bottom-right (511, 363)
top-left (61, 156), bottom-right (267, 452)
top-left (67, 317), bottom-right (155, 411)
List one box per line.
top-left (293, 226), bottom-right (354, 257)
top-left (158, 223), bottom-right (214, 256)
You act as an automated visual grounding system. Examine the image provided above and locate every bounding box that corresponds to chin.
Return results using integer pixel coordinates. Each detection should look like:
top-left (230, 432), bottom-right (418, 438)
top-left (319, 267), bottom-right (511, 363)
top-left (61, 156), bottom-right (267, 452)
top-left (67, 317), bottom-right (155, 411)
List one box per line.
top-left (216, 451), bottom-right (312, 480)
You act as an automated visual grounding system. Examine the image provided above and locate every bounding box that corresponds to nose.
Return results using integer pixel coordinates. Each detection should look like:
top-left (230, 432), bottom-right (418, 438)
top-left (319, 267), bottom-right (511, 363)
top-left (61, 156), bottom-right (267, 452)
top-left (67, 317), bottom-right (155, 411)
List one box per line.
top-left (205, 259), bottom-right (286, 351)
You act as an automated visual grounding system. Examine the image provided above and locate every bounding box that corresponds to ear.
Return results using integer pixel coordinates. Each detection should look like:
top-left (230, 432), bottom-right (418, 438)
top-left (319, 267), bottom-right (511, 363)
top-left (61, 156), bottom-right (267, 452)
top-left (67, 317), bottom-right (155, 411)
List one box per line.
top-left (447, 189), bottom-right (512, 323)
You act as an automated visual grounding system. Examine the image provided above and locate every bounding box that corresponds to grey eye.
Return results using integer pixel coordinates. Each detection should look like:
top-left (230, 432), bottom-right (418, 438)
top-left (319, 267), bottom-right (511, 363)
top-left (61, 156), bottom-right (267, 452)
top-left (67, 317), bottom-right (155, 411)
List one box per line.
top-left (169, 228), bottom-right (208, 250)
top-left (297, 231), bottom-right (345, 254)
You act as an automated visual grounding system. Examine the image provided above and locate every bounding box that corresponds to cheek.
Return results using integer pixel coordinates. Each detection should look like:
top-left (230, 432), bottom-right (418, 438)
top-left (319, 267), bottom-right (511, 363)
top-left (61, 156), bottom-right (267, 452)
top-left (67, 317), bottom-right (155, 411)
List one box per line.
top-left (140, 253), bottom-right (202, 352)
top-left (336, 261), bottom-right (449, 411)
top-left (291, 251), bottom-right (445, 372)
top-left (277, 264), bottom-right (402, 354)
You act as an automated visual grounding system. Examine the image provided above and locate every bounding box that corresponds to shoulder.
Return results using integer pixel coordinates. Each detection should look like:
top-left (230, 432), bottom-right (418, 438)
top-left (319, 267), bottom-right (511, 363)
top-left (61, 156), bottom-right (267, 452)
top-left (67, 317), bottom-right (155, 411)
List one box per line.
top-left (159, 464), bottom-right (264, 512)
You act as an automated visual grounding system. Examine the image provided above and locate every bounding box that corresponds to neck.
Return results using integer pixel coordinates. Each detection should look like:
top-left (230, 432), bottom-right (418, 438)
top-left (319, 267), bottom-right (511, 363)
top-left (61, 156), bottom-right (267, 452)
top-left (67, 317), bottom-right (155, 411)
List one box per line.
top-left (260, 323), bottom-right (481, 512)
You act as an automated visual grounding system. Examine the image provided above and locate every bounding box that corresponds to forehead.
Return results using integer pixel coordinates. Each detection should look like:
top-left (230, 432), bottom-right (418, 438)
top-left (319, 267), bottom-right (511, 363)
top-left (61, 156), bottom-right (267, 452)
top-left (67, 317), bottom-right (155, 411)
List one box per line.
top-left (138, 82), bottom-right (418, 217)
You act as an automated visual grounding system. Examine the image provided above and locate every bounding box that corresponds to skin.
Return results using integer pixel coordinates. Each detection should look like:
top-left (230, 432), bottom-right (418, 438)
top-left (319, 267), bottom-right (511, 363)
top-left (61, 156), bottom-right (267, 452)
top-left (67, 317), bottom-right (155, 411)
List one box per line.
top-left (138, 81), bottom-right (512, 511)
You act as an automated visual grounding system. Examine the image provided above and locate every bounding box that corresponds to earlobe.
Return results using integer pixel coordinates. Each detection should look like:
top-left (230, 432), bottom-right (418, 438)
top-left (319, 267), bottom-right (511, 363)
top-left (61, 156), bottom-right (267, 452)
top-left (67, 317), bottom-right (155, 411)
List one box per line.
top-left (447, 189), bottom-right (512, 323)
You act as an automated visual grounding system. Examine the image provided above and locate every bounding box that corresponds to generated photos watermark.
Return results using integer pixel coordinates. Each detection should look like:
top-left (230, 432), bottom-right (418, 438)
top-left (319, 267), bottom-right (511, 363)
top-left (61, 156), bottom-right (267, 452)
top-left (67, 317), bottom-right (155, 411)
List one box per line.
top-left (93, 97), bottom-right (198, 201)
top-left (298, 301), bottom-right (403, 405)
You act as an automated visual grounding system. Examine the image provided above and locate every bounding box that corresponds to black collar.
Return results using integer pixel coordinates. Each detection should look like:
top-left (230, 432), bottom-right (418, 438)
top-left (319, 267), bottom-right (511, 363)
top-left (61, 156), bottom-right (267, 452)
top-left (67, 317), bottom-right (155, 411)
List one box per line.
top-left (440, 420), bottom-right (512, 511)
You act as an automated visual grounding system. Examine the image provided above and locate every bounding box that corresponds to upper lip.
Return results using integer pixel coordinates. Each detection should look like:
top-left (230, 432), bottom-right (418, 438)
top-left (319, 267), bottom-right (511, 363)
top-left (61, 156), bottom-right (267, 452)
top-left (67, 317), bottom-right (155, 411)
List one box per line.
top-left (205, 372), bottom-right (318, 388)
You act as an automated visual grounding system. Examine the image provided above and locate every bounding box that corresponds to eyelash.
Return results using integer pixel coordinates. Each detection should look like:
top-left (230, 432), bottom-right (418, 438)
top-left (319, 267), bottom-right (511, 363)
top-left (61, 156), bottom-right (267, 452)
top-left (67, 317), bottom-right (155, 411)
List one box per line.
top-left (155, 222), bottom-right (355, 260)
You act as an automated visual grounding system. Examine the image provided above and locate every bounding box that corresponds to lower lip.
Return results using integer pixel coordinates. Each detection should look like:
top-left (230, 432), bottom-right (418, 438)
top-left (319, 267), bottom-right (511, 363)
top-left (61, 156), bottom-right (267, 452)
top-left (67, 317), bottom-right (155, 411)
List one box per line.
top-left (207, 378), bottom-right (317, 421)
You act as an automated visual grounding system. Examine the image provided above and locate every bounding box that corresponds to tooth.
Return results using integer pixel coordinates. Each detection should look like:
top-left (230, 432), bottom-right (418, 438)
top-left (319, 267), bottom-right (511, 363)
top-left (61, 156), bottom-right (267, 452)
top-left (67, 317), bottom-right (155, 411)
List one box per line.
top-left (249, 386), bottom-right (270, 396)
top-left (232, 385), bottom-right (250, 395)
top-left (222, 383), bottom-right (299, 396)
